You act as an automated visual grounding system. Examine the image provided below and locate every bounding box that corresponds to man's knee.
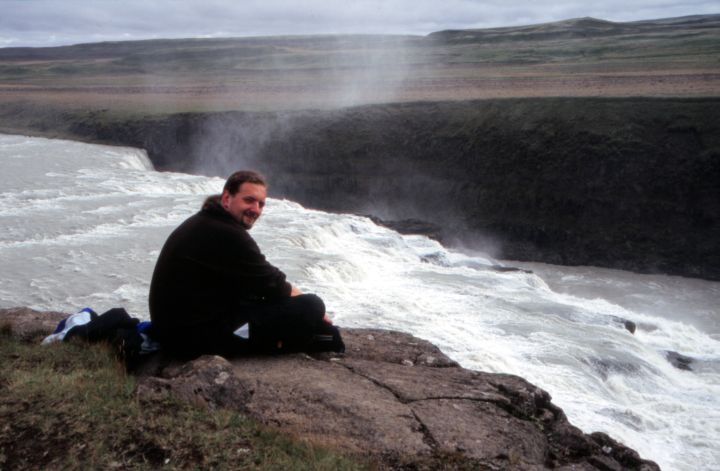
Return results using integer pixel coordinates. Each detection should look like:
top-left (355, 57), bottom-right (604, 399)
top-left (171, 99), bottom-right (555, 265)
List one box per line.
top-left (255, 293), bottom-right (325, 330)
top-left (296, 293), bottom-right (325, 317)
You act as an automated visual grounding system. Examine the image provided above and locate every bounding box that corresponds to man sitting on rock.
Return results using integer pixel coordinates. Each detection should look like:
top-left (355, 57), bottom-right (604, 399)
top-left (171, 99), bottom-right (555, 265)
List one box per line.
top-left (148, 170), bottom-right (343, 358)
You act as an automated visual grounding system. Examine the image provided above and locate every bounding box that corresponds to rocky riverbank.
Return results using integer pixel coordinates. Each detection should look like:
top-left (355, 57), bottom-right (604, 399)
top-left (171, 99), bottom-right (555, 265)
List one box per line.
top-left (1, 307), bottom-right (660, 470)
top-left (3, 96), bottom-right (718, 280)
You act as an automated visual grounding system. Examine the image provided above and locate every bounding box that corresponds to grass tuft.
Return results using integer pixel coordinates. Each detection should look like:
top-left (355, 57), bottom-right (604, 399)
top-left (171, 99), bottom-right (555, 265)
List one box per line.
top-left (0, 335), bottom-right (366, 470)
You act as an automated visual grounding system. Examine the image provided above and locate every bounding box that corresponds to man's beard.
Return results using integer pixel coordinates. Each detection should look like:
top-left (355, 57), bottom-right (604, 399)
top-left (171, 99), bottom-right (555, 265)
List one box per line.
top-left (240, 211), bottom-right (258, 229)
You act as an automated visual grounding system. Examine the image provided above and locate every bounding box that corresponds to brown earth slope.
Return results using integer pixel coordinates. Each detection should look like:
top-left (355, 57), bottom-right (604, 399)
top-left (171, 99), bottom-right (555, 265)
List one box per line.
top-left (0, 16), bottom-right (718, 112)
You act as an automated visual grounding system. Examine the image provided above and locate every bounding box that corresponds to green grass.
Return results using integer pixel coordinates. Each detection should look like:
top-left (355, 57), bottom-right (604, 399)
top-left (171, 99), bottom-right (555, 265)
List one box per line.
top-left (0, 16), bottom-right (716, 119)
top-left (0, 329), bottom-right (367, 471)
top-left (1, 15), bottom-right (717, 84)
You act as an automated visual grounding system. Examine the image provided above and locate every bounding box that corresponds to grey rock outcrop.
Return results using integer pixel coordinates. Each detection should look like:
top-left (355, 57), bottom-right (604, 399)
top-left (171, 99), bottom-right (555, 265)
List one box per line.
top-left (1, 307), bottom-right (660, 470)
top-left (136, 355), bottom-right (254, 411)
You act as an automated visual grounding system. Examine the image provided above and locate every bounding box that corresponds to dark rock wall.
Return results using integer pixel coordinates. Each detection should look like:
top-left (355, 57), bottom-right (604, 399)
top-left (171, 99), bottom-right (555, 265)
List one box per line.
top-left (64, 97), bottom-right (720, 279)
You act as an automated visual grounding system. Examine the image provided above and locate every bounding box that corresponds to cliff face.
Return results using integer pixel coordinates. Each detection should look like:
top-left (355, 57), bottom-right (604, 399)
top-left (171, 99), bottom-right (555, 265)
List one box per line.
top-left (61, 97), bottom-right (720, 280)
top-left (1, 307), bottom-right (660, 470)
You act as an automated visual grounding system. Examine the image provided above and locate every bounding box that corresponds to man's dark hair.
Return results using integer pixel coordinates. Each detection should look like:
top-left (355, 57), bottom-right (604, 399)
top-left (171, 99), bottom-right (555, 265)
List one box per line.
top-left (223, 170), bottom-right (267, 195)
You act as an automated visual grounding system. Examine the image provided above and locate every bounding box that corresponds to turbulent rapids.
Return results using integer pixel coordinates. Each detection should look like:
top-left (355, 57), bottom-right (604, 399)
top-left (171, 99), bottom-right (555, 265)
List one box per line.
top-left (1, 134), bottom-right (718, 470)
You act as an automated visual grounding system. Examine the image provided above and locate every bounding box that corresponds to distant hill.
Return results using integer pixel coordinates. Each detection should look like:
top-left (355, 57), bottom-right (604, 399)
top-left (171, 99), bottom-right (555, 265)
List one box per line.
top-left (427, 14), bottom-right (720, 43)
top-left (0, 13), bottom-right (717, 114)
top-left (0, 34), bottom-right (420, 61)
top-left (1, 13), bottom-right (718, 62)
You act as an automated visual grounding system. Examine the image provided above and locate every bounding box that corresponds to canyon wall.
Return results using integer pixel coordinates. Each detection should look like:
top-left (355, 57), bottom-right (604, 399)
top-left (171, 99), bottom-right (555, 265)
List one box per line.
top-left (6, 97), bottom-right (719, 279)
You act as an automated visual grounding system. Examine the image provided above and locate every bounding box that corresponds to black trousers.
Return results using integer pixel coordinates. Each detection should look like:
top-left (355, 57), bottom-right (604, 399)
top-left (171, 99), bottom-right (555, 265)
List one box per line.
top-left (156, 294), bottom-right (342, 358)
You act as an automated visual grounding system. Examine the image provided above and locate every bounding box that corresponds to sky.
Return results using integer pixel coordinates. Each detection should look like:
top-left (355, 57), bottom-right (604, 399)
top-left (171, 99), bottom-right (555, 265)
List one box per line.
top-left (1, 0), bottom-right (718, 48)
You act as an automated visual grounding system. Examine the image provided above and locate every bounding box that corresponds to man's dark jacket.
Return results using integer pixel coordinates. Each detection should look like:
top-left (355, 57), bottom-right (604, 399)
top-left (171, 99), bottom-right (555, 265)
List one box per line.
top-left (149, 195), bottom-right (291, 334)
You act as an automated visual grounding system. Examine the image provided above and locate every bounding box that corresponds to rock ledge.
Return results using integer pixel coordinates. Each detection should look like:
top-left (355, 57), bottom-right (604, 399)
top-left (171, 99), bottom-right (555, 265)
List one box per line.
top-left (1, 307), bottom-right (660, 470)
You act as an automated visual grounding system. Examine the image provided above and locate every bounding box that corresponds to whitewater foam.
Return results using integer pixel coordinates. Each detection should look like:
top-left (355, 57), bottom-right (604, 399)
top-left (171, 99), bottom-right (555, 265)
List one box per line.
top-left (1, 134), bottom-right (719, 470)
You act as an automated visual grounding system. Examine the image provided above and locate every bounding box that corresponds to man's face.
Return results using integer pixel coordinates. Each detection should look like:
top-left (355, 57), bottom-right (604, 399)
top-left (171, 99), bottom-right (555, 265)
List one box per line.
top-left (221, 182), bottom-right (267, 229)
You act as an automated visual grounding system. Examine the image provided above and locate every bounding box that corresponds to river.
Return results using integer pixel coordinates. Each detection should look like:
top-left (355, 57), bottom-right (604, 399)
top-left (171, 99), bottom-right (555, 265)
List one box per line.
top-left (1, 133), bottom-right (718, 470)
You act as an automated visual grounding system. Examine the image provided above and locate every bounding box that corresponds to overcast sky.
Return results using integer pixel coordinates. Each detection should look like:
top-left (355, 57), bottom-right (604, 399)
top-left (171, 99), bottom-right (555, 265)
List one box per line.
top-left (1, 0), bottom-right (718, 48)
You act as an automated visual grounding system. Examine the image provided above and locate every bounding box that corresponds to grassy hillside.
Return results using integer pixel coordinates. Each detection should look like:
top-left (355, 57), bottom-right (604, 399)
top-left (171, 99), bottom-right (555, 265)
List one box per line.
top-left (0, 15), bottom-right (718, 115)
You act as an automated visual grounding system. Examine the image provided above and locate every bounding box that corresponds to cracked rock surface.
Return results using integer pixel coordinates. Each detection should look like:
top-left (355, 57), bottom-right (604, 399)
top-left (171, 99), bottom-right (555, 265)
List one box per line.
top-left (140, 328), bottom-right (659, 470)
top-left (2, 309), bottom-right (660, 470)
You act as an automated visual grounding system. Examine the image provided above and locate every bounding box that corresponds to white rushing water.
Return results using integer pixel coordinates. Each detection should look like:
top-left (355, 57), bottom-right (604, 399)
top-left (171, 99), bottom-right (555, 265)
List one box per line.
top-left (1, 133), bottom-right (718, 470)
